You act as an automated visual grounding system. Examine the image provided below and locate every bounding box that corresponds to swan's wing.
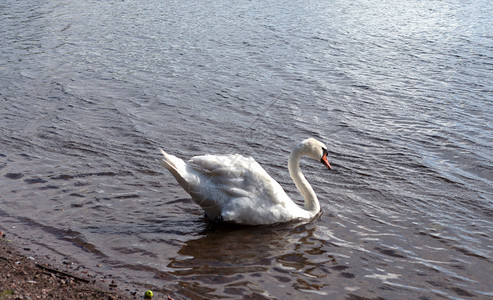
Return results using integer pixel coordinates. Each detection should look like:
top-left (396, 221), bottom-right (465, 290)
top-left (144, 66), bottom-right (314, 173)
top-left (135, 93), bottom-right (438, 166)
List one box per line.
top-left (190, 154), bottom-right (290, 206)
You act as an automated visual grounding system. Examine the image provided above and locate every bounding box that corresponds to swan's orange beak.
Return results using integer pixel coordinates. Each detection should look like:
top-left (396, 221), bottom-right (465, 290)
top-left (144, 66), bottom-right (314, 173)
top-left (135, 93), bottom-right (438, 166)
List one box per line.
top-left (321, 153), bottom-right (332, 169)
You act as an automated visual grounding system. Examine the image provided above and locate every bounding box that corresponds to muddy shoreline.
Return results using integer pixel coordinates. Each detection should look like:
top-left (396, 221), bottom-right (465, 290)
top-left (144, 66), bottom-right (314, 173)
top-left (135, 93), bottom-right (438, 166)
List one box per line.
top-left (0, 230), bottom-right (135, 300)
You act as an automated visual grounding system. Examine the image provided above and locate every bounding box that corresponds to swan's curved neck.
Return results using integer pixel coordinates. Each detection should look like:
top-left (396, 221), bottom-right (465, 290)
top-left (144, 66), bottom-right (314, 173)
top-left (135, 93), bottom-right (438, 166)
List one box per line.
top-left (288, 147), bottom-right (320, 216)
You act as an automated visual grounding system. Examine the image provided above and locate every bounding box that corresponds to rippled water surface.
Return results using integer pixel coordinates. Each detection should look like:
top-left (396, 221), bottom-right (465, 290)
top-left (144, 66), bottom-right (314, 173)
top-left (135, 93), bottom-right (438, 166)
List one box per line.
top-left (1, 0), bottom-right (492, 298)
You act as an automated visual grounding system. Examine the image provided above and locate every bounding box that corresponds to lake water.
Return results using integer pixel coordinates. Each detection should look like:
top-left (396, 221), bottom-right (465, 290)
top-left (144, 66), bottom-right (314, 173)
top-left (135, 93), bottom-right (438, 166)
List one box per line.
top-left (1, 0), bottom-right (492, 298)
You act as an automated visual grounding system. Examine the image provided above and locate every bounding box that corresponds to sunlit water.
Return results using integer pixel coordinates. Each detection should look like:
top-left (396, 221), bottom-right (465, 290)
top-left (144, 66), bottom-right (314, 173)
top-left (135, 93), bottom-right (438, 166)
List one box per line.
top-left (1, 0), bottom-right (492, 298)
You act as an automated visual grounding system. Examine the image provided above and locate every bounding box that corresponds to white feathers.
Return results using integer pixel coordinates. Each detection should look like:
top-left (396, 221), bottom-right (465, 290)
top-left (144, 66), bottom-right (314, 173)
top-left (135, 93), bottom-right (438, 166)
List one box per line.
top-left (159, 138), bottom-right (329, 225)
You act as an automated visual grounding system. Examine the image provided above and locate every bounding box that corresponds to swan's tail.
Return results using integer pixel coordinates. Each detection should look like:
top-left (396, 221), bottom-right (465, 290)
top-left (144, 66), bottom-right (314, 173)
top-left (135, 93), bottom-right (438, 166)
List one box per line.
top-left (159, 149), bottom-right (191, 191)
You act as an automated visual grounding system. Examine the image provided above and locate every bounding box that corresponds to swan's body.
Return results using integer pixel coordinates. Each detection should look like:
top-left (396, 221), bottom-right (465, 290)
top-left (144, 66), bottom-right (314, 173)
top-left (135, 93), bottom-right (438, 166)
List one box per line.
top-left (159, 138), bottom-right (331, 225)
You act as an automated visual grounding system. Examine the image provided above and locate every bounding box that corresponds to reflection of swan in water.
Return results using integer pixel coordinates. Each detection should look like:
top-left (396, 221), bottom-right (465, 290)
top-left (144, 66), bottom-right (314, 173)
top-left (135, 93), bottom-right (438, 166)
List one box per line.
top-left (159, 138), bottom-right (331, 225)
top-left (170, 225), bottom-right (298, 270)
top-left (166, 224), bottom-right (335, 298)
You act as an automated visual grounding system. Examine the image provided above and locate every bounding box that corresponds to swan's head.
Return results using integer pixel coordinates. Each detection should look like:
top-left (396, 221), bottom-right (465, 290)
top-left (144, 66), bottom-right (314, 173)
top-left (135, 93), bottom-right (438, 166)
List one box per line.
top-left (298, 138), bottom-right (332, 169)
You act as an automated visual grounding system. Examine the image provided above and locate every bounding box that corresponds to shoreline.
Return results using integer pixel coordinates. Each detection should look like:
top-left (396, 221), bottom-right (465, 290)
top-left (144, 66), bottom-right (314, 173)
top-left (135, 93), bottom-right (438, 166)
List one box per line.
top-left (0, 230), bottom-right (134, 300)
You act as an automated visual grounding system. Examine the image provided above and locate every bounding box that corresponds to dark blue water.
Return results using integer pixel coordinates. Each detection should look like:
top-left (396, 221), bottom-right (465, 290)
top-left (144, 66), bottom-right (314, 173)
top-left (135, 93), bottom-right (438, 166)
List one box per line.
top-left (1, 0), bottom-right (492, 298)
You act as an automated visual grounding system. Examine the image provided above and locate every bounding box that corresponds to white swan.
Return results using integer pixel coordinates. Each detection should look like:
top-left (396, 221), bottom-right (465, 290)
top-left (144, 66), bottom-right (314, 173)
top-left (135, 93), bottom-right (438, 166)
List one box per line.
top-left (159, 138), bottom-right (331, 225)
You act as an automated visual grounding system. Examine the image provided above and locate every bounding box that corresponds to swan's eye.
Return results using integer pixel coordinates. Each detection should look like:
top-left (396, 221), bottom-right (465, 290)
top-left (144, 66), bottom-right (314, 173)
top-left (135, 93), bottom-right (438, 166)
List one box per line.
top-left (322, 148), bottom-right (328, 156)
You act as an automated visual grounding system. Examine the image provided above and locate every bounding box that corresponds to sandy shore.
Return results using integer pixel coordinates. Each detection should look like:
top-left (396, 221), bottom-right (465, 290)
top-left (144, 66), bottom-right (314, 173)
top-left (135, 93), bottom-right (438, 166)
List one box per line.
top-left (0, 230), bottom-right (134, 300)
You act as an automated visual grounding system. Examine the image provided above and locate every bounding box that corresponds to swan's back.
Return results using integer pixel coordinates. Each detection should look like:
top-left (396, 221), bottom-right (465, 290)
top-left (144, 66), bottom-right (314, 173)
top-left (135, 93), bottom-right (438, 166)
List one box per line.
top-left (190, 154), bottom-right (290, 205)
top-left (191, 154), bottom-right (277, 196)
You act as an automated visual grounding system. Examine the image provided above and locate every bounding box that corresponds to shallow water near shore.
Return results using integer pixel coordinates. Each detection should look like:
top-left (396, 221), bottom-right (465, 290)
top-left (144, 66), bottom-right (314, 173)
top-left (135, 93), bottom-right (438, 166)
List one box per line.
top-left (1, 0), bottom-right (492, 298)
